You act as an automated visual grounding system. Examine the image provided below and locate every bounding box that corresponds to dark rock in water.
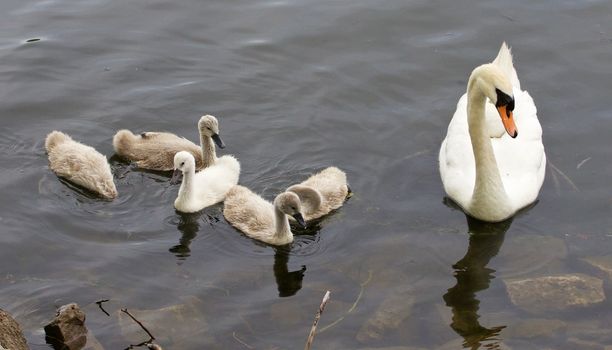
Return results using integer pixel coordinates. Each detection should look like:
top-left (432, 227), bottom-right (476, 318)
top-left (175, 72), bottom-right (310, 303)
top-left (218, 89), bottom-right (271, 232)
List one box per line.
top-left (504, 274), bottom-right (605, 314)
top-left (118, 296), bottom-right (214, 348)
top-left (495, 234), bottom-right (567, 279)
top-left (356, 291), bottom-right (415, 343)
top-left (44, 303), bottom-right (87, 350)
top-left (582, 255), bottom-right (612, 281)
top-left (505, 318), bottom-right (566, 339)
top-left (82, 330), bottom-right (105, 350)
top-left (0, 308), bottom-right (29, 350)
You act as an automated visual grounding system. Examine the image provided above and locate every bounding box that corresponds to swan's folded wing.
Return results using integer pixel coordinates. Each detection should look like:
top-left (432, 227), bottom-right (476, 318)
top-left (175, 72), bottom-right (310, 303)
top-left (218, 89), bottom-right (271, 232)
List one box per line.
top-left (223, 186), bottom-right (275, 235)
top-left (494, 138), bottom-right (545, 210)
top-left (512, 90), bottom-right (541, 140)
top-left (439, 94), bottom-right (476, 208)
top-left (493, 89), bottom-right (546, 210)
top-left (133, 132), bottom-right (202, 170)
top-left (193, 160), bottom-right (240, 204)
top-left (300, 167), bottom-right (348, 208)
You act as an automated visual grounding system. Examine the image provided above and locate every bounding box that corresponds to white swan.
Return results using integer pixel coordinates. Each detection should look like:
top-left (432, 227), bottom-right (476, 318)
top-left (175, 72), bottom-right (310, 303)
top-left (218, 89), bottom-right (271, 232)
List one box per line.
top-left (112, 115), bottom-right (225, 171)
top-left (286, 167), bottom-right (350, 221)
top-left (223, 185), bottom-right (306, 246)
top-left (172, 151), bottom-right (240, 213)
top-left (439, 43), bottom-right (546, 222)
top-left (45, 131), bottom-right (118, 199)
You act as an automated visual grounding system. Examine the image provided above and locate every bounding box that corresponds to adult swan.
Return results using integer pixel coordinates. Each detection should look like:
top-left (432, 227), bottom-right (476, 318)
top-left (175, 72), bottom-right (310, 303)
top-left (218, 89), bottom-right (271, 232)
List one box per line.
top-left (439, 43), bottom-right (545, 222)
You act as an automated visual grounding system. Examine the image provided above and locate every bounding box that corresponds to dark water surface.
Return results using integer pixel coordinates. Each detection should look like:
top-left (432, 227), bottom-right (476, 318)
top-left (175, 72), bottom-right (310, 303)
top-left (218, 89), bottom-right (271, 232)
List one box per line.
top-left (1, 0), bottom-right (612, 349)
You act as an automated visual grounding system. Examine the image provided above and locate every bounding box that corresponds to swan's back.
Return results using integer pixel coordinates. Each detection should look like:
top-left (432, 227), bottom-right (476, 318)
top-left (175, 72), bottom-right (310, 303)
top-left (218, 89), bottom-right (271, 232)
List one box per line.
top-left (113, 129), bottom-right (203, 171)
top-left (223, 185), bottom-right (275, 240)
top-left (46, 131), bottom-right (117, 199)
top-left (215, 155), bottom-right (241, 181)
top-left (192, 155), bottom-right (240, 201)
top-left (298, 167), bottom-right (349, 212)
top-left (491, 90), bottom-right (546, 210)
top-left (439, 43), bottom-right (546, 213)
top-left (174, 154), bottom-right (241, 212)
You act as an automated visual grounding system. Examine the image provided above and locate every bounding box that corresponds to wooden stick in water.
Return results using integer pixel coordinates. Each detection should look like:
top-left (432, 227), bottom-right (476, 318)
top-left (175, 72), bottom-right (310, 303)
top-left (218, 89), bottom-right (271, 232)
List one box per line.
top-left (304, 290), bottom-right (331, 350)
top-left (121, 308), bottom-right (163, 349)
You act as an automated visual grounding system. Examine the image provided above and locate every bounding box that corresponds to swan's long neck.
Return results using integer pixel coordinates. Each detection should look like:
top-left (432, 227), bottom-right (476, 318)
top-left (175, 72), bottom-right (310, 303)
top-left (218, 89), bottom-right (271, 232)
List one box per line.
top-left (199, 134), bottom-right (217, 168)
top-left (177, 168), bottom-right (196, 204)
top-left (287, 185), bottom-right (322, 214)
top-left (273, 207), bottom-right (292, 241)
top-left (467, 80), bottom-right (512, 218)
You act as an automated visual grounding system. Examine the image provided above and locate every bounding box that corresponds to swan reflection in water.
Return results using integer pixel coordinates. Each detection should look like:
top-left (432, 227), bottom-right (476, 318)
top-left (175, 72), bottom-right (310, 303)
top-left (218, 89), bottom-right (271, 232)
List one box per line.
top-left (169, 211), bottom-right (307, 296)
top-left (271, 218), bottom-right (322, 297)
top-left (273, 246), bottom-right (306, 297)
top-left (443, 216), bottom-right (511, 349)
top-left (169, 212), bottom-right (219, 260)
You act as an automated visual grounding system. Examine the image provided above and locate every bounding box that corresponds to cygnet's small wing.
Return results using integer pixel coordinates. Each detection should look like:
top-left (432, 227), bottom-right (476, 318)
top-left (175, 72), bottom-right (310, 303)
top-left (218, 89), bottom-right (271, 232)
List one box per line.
top-left (223, 185), bottom-right (275, 238)
top-left (47, 136), bottom-right (117, 199)
top-left (115, 130), bottom-right (202, 171)
top-left (300, 167), bottom-right (349, 210)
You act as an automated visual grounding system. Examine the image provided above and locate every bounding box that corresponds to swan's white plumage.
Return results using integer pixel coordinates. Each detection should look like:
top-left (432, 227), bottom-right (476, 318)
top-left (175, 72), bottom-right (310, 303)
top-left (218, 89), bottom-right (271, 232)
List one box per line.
top-left (173, 151), bottom-right (240, 213)
top-left (45, 131), bottom-right (118, 199)
top-left (223, 186), bottom-right (304, 246)
top-left (439, 43), bottom-right (546, 221)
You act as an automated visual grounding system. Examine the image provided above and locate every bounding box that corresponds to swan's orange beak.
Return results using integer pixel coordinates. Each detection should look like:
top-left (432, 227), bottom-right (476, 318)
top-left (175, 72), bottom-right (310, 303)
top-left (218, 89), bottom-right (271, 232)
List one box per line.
top-left (497, 105), bottom-right (518, 138)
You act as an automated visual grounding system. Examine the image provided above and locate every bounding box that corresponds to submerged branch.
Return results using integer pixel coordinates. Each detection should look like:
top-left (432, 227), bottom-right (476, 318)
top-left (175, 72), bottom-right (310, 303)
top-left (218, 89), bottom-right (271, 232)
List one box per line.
top-left (232, 331), bottom-right (254, 349)
top-left (121, 308), bottom-right (162, 350)
top-left (319, 269), bottom-right (373, 333)
top-left (95, 299), bottom-right (110, 317)
top-left (576, 157), bottom-right (591, 170)
top-left (551, 168), bottom-right (561, 196)
top-left (548, 160), bottom-right (579, 192)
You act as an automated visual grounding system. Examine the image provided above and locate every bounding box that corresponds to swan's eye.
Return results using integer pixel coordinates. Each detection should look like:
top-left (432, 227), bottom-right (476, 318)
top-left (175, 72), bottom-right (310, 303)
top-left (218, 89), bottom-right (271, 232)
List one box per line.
top-left (495, 88), bottom-right (514, 111)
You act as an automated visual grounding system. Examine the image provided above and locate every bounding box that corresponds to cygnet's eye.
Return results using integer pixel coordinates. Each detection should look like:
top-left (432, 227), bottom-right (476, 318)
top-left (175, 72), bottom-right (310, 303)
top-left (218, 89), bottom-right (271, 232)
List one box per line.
top-left (291, 206), bottom-right (296, 211)
top-left (180, 162), bottom-right (185, 166)
top-left (207, 127), bottom-right (212, 131)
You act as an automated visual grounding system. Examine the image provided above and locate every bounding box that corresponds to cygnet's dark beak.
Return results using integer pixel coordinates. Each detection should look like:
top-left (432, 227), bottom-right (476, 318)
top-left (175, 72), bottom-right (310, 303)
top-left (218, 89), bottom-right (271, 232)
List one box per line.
top-left (170, 169), bottom-right (182, 184)
top-left (211, 134), bottom-right (225, 149)
top-left (292, 213), bottom-right (307, 229)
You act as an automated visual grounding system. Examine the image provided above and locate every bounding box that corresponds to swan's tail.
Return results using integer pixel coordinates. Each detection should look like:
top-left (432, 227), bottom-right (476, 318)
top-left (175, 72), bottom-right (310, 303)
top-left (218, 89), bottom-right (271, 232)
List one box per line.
top-left (492, 42), bottom-right (521, 91)
top-left (112, 129), bottom-right (135, 155)
top-left (45, 130), bottom-right (70, 152)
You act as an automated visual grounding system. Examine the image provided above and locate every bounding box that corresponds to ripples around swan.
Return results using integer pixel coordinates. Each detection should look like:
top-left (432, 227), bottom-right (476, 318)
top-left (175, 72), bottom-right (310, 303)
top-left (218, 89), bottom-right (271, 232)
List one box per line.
top-left (2, 0), bottom-right (612, 348)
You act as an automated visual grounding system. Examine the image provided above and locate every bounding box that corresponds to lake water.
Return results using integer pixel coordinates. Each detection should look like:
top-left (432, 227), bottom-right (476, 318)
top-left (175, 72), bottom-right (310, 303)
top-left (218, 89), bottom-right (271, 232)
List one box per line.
top-left (1, 0), bottom-right (612, 349)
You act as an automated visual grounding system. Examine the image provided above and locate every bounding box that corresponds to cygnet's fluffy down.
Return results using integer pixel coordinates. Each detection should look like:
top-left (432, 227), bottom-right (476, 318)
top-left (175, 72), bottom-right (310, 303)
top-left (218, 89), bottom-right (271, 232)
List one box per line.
top-left (223, 185), bottom-right (306, 246)
top-left (172, 151), bottom-right (240, 213)
top-left (113, 130), bottom-right (203, 171)
top-left (287, 166), bottom-right (349, 221)
top-left (45, 131), bottom-right (117, 199)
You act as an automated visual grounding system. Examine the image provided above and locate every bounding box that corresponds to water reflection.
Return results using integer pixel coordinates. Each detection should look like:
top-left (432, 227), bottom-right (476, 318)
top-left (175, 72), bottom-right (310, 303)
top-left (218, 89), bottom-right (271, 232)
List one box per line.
top-left (169, 212), bottom-right (219, 260)
top-left (443, 216), bottom-right (511, 349)
top-left (273, 246), bottom-right (306, 297)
